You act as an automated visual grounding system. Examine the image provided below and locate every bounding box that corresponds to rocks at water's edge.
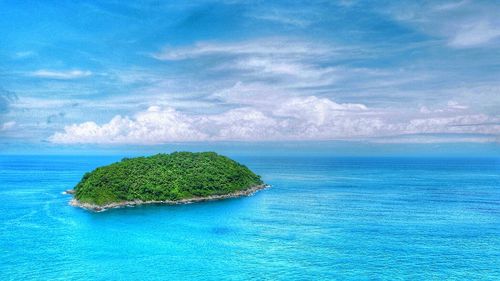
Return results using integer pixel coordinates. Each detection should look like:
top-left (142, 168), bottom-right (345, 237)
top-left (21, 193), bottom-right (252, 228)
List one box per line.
top-left (69, 184), bottom-right (270, 212)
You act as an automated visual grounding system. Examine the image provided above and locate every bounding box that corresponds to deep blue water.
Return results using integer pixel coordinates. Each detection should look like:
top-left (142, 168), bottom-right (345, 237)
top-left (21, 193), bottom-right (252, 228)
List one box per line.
top-left (1, 155), bottom-right (499, 280)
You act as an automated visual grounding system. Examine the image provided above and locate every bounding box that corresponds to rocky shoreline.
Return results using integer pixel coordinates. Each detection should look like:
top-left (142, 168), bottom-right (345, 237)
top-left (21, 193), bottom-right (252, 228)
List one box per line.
top-left (68, 184), bottom-right (270, 212)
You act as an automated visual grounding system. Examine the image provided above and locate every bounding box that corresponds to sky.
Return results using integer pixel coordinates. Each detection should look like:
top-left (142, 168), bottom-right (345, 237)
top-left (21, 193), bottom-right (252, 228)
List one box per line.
top-left (0, 0), bottom-right (499, 154)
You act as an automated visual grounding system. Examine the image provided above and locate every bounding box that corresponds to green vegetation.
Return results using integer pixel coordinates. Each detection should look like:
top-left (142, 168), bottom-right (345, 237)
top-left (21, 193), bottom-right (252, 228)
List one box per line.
top-left (74, 152), bottom-right (263, 205)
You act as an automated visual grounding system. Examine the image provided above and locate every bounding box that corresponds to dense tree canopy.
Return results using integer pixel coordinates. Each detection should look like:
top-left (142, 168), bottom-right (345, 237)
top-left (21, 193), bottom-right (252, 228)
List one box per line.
top-left (74, 152), bottom-right (263, 205)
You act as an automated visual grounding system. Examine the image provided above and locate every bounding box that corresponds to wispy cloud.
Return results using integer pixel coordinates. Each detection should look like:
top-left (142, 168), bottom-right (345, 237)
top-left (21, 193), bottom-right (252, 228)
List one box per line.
top-left (30, 69), bottom-right (92, 80)
top-left (448, 20), bottom-right (500, 48)
top-left (13, 51), bottom-right (35, 59)
top-left (0, 88), bottom-right (17, 114)
top-left (151, 38), bottom-right (334, 61)
top-left (247, 6), bottom-right (319, 27)
top-left (151, 38), bottom-right (376, 96)
top-left (369, 133), bottom-right (499, 144)
top-left (387, 1), bottom-right (500, 48)
top-left (0, 121), bottom-right (16, 131)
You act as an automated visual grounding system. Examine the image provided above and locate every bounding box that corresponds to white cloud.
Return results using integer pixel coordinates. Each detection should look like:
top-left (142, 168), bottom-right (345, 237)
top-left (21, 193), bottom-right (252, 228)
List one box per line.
top-left (151, 38), bottom-right (333, 61)
top-left (152, 38), bottom-right (376, 98)
top-left (49, 95), bottom-right (500, 144)
top-left (226, 57), bottom-right (341, 86)
top-left (50, 106), bottom-right (206, 144)
top-left (247, 7), bottom-right (318, 27)
top-left (387, 1), bottom-right (500, 48)
top-left (203, 107), bottom-right (281, 140)
top-left (30, 69), bottom-right (92, 79)
top-left (432, 0), bottom-right (469, 12)
top-left (251, 13), bottom-right (311, 27)
top-left (370, 134), bottom-right (498, 144)
top-left (420, 100), bottom-right (469, 114)
top-left (1, 121), bottom-right (16, 131)
top-left (448, 20), bottom-right (500, 48)
top-left (13, 51), bottom-right (35, 59)
top-left (446, 101), bottom-right (468, 110)
top-left (403, 114), bottom-right (498, 135)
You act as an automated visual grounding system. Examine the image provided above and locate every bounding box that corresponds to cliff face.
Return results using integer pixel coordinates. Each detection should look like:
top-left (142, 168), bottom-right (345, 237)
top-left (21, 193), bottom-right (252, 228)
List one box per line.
top-left (72, 152), bottom-right (264, 207)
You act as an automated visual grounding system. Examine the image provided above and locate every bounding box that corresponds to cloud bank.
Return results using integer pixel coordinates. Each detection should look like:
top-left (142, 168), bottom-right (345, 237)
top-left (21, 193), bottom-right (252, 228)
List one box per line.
top-left (50, 95), bottom-right (499, 144)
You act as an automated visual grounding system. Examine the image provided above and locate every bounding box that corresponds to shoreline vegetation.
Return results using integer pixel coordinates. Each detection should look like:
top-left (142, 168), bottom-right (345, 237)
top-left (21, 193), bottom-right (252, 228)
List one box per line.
top-left (66, 152), bottom-right (267, 212)
top-left (67, 184), bottom-right (269, 212)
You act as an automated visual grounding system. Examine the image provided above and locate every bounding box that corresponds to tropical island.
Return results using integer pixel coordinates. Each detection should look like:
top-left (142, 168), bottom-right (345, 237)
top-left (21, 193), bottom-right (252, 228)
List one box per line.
top-left (68, 152), bottom-right (267, 211)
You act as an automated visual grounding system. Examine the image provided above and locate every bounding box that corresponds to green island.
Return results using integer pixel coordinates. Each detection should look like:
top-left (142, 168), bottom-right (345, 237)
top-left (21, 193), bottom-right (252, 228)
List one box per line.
top-left (68, 152), bottom-right (267, 211)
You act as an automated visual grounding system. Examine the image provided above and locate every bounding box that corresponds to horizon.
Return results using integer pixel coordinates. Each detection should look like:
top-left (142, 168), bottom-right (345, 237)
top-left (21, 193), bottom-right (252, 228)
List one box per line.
top-left (1, 1), bottom-right (499, 154)
top-left (1, 141), bottom-right (499, 158)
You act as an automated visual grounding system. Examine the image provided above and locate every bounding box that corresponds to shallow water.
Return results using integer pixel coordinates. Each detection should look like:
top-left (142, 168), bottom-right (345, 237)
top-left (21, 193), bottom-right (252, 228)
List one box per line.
top-left (1, 155), bottom-right (499, 280)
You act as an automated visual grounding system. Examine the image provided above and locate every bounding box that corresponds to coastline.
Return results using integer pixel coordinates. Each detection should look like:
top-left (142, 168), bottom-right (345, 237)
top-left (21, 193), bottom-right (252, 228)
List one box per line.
top-left (69, 184), bottom-right (270, 212)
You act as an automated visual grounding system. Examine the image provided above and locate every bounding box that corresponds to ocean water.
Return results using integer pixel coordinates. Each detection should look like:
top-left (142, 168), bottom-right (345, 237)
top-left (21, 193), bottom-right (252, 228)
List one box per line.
top-left (0, 154), bottom-right (499, 280)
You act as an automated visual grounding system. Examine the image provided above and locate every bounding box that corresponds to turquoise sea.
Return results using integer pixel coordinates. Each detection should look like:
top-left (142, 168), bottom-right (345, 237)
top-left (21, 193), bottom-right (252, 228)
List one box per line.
top-left (1, 154), bottom-right (499, 280)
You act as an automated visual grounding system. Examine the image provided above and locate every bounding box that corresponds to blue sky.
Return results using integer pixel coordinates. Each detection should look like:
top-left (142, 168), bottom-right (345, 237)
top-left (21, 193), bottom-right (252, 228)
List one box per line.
top-left (0, 0), bottom-right (499, 153)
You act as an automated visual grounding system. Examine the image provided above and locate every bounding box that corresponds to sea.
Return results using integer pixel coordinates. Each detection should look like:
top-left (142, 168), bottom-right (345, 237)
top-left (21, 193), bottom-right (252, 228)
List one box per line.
top-left (1, 154), bottom-right (499, 280)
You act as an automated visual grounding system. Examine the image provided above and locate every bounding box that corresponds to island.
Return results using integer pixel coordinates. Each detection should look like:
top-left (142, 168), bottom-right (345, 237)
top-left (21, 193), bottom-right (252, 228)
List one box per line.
top-left (68, 152), bottom-right (268, 211)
